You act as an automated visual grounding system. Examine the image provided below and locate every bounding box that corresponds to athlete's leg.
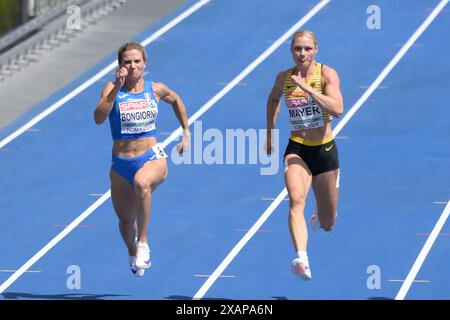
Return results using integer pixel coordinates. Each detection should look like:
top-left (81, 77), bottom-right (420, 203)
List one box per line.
top-left (133, 158), bottom-right (168, 269)
top-left (284, 155), bottom-right (312, 252)
top-left (133, 158), bottom-right (168, 244)
top-left (311, 169), bottom-right (339, 231)
top-left (110, 169), bottom-right (138, 256)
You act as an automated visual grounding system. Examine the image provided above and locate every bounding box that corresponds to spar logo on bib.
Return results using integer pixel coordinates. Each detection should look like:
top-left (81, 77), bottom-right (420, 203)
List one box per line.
top-left (120, 100), bottom-right (147, 111)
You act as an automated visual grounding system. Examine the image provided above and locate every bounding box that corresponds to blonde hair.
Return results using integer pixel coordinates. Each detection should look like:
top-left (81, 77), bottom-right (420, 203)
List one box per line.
top-left (291, 30), bottom-right (318, 48)
top-left (117, 42), bottom-right (147, 64)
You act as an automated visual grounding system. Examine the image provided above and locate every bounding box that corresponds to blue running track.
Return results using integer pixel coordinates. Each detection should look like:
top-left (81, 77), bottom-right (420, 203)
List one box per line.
top-left (0, 0), bottom-right (449, 300)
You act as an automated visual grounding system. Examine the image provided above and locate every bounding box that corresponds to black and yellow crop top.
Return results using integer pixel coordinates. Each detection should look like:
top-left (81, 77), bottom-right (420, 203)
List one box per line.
top-left (283, 63), bottom-right (332, 131)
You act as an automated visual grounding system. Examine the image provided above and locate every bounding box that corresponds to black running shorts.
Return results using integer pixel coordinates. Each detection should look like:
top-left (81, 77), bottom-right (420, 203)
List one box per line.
top-left (283, 138), bottom-right (339, 176)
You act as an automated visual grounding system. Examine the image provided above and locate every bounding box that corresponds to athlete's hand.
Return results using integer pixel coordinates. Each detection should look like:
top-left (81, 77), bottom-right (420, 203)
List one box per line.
top-left (176, 132), bottom-right (190, 154)
top-left (291, 75), bottom-right (309, 91)
top-left (114, 67), bottom-right (128, 88)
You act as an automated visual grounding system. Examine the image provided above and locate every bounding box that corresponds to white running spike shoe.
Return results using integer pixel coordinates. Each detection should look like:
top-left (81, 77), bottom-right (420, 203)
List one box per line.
top-left (291, 257), bottom-right (312, 281)
top-left (129, 256), bottom-right (145, 277)
top-left (135, 241), bottom-right (151, 269)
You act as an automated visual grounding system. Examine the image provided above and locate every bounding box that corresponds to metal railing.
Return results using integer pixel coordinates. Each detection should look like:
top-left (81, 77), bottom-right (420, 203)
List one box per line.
top-left (28, 0), bottom-right (75, 17)
top-left (0, 0), bottom-right (127, 80)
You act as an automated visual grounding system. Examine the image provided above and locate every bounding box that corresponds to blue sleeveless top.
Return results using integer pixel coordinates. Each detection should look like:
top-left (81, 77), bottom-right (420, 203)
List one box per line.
top-left (108, 80), bottom-right (158, 140)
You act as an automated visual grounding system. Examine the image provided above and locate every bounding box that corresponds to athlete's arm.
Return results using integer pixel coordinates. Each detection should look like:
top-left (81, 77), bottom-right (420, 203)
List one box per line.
top-left (292, 65), bottom-right (343, 118)
top-left (153, 82), bottom-right (190, 153)
top-left (94, 67), bottom-right (127, 124)
top-left (266, 71), bottom-right (284, 154)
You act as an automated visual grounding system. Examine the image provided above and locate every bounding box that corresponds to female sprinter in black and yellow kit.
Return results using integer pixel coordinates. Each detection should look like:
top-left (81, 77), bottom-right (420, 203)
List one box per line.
top-left (266, 30), bottom-right (344, 280)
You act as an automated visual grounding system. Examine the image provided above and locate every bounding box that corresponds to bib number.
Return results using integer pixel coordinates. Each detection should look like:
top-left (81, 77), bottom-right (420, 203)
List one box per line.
top-left (151, 143), bottom-right (168, 159)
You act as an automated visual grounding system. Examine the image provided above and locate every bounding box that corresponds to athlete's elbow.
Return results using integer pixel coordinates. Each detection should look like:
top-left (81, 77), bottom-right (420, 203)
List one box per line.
top-left (334, 105), bottom-right (343, 118)
top-left (94, 110), bottom-right (105, 125)
top-left (171, 98), bottom-right (184, 112)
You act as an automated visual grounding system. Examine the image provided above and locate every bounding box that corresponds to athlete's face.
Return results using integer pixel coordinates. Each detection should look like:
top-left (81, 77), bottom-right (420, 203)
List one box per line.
top-left (291, 36), bottom-right (317, 68)
top-left (120, 49), bottom-right (146, 79)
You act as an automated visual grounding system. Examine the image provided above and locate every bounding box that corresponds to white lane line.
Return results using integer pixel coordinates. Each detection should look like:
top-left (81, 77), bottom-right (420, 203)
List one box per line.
top-left (396, 200), bottom-right (450, 300)
top-left (192, 0), bottom-right (448, 300)
top-left (389, 279), bottom-right (430, 283)
top-left (218, 81), bottom-right (248, 87)
top-left (261, 197), bottom-right (289, 201)
top-left (333, 0), bottom-right (448, 135)
top-left (191, 2), bottom-right (332, 300)
top-left (0, 191), bottom-right (111, 293)
top-left (140, 0), bottom-right (209, 47)
top-left (0, 0), bottom-right (210, 150)
top-left (193, 189), bottom-right (288, 300)
top-left (358, 85), bottom-right (389, 89)
top-left (393, 0), bottom-right (450, 300)
top-left (194, 274), bottom-right (236, 278)
top-left (0, 0), bottom-right (210, 295)
top-left (0, 270), bottom-right (42, 273)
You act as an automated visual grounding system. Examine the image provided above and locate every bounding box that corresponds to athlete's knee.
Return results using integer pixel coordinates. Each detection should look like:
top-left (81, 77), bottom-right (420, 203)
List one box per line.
top-left (289, 195), bottom-right (306, 209)
top-left (162, 164), bottom-right (168, 180)
top-left (119, 218), bottom-right (135, 230)
top-left (134, 178), bottom-right (152, 198)
top-left (289, 198), bottom-right (306, 209)
top-left (152, 168), bottom-right (168, 191)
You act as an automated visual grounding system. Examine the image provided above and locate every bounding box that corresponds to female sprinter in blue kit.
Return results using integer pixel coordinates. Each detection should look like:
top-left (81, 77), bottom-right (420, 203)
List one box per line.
top-left (94, 42), bottom-right (190, 277)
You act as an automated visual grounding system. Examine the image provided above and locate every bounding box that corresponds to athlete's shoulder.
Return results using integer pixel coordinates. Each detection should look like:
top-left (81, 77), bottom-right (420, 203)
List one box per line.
top-left (321, 64), bottom-right (339, 77)
top-left (151, 81), bottom-right (163, 89)
top-left (280, 67), bottom-right (295, 77)
top-left (320, 64), bottom-right (340, 84)
top-left (151, 81), bottom-right (169, 95)
top-left (275, 68), bottom-right (294, 84)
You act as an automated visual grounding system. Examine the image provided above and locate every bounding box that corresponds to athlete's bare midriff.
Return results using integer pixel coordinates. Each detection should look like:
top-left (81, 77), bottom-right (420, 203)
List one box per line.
top-left (112, 136), bottom-right (158, 158)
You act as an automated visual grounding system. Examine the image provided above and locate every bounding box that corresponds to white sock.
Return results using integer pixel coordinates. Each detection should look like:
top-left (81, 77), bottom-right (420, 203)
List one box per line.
top-left (297, 250), bottom-right (308, 260)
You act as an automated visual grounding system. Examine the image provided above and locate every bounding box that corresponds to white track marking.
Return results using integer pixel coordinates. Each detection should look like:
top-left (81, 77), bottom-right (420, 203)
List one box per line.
top-left (396, 201), bottom-right (450, 300)
top-left (0, 191), bottom-right (111, 293)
